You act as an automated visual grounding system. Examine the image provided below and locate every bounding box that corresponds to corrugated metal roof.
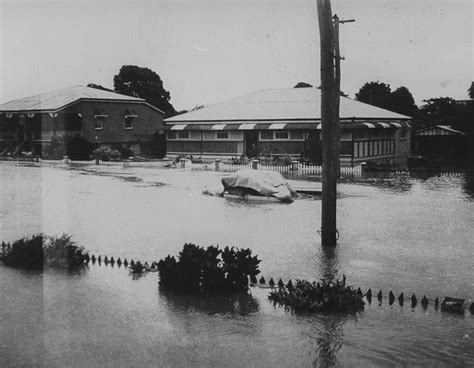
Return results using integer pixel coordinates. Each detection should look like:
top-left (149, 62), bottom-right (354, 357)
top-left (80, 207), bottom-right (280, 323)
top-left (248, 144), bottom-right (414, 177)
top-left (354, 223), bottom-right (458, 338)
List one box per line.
top-left (415, 125), bottom-right (465, 136)
top-left (0, 85), bottom-right (146, 113)
top-left (165, 88), bottom-right (411, 123)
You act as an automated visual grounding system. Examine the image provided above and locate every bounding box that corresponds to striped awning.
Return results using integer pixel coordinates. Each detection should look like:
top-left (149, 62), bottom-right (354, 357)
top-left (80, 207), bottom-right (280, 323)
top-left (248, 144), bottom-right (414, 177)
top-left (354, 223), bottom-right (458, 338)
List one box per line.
top-left (238, 123), bottom-right (256, 130)
top-left (167, 120), bottom-right (410, 131)
top-left (170, 124), bottom-right (187, 130)
top-left (269, 123), bottom-right (287, 130)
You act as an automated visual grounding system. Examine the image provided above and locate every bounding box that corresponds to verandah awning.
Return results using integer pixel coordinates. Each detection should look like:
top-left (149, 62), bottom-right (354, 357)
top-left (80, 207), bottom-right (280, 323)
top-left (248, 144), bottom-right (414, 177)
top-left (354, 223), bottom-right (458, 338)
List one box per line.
top-left (166, 121), bottom-right (410, 131)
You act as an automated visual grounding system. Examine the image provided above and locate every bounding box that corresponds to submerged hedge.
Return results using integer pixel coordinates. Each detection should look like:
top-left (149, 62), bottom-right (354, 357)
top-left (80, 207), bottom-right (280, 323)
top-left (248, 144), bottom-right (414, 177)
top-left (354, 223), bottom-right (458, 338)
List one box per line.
top-left (1, 234), bottom-right (88, 271)
top-left (158, 243), bottom-right (261, 294)
top-left (268, 276), bottom-right (365, 313)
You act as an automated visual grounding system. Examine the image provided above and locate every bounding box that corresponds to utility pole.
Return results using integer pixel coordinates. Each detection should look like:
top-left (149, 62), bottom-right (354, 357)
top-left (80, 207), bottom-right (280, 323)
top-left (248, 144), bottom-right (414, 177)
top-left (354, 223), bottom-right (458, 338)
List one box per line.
top-left (317, 0), bottom-right (337, 246)
top-left (317, 0), bottom-right (354, 246)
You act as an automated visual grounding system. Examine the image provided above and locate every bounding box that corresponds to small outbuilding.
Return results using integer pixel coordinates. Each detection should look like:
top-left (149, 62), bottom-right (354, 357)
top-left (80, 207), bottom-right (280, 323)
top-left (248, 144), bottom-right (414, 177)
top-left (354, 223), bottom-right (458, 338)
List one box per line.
top-left (164, 88), bottom-right (411, 166)
top-left (0, 85), bottom-right (166, 157)
top-left (414, 125), bottom-right (467, 159)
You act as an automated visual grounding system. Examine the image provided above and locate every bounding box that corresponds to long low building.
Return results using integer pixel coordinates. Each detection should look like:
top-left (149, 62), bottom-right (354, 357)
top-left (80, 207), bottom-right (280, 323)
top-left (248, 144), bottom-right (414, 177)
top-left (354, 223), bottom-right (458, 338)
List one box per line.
top-left (164, 87), bottom-right (411, 165)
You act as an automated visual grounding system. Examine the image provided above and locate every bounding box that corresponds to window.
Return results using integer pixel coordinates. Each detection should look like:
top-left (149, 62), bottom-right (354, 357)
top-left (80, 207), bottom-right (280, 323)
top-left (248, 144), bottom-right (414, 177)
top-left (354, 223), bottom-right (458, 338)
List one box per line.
top-left (216, 131), bottom-right (229, 139)
top-left (274, 130), bottom-right (289, 140)
top-left (167, 132), bottom-right (177, 140)
top-left (125, 116), bottom-right (136, 130)
top-left (94, 116), bottom-right (105, 130)
top-left (290, 131), bottom-right (304, 140)
top-left (177, 131), bottom-right (190, 139)
top-left (260, 131), bottom-right (273, 140)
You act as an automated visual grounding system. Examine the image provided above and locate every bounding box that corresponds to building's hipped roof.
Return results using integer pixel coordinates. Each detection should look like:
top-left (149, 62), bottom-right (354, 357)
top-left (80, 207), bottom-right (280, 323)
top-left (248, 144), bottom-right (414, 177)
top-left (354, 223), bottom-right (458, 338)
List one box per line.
top-left (165, 87), bottom-right (411, 123)
top-left (0, 85), bottom-right (149, 113)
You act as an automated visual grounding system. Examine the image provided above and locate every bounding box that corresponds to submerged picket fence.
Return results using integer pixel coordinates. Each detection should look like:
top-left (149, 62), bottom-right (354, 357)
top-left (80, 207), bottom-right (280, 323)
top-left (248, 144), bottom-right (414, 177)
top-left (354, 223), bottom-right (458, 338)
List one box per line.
top-left (188, 159), bottom-right (363, 177)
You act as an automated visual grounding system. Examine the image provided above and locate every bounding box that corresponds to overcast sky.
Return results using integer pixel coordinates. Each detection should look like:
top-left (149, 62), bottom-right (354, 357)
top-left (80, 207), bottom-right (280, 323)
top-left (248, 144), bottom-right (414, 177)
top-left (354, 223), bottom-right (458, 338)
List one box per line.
top-left (0, 0), bottom-right (472, 111)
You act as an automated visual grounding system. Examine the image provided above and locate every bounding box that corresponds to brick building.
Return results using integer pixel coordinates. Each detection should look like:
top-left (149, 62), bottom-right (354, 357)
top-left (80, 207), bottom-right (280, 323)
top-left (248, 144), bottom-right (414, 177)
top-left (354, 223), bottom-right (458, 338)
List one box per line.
top-left (0, 85), bottom-right (165, 156)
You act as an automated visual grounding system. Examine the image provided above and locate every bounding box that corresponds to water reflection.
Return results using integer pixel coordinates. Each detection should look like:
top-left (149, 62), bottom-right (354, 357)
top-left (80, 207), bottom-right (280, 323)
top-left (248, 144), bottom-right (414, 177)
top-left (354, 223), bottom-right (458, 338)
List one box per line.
top-left (160, 288), bottom-right (260, 316)
top-left (310, 315), bottom-right (347, 368)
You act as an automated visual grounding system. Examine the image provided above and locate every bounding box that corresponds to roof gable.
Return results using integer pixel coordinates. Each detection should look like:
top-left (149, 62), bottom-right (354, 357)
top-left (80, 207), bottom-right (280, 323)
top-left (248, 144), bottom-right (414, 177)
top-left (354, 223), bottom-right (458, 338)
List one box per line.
top-left (0, 85), bottom-right (157, 113)
top-left (165, 87), bottom-right (411, 123)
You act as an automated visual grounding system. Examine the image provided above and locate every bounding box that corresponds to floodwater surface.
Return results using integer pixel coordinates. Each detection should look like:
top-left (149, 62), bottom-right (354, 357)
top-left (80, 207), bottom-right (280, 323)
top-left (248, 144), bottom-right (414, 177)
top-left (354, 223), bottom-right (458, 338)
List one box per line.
top-left (1, 162), bottom-right (473, 367)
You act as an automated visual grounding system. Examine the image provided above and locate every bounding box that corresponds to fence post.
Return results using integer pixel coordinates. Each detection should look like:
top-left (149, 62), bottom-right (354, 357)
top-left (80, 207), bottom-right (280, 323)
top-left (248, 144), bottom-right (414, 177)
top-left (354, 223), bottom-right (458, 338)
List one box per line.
top-left (291, 161), bottom-right (299, 171)
top-left (252, 159), bottom-right (259, 169)
top-left (215, 159), bottom-right (221, 171)
top-left (180, 158), bottom-right (186, 168)
top-left (360, 162), bottom-right (367, 173)
top-left (64, 156), bottom-right (69, 164)
top-left (95, 158), bottom-right (100, 165)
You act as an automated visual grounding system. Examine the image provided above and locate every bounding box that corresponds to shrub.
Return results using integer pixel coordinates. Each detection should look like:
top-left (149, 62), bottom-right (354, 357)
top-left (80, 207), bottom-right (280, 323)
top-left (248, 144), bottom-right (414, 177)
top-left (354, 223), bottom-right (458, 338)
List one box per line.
top-left (268, 276), bottom-right (365, 313)
top-left (42, 135), bottom-right (67, 159)
top-left (1, 234), bottom-right (88, 271)
top-left (129, 260), bottom-right (146, 274)
top-left (113, 144), bottom-right (134, 159)
top-left (1, 234), bottom-right (44, 269)
top-left (66, 135), bottom-right (95, 160)
top-left (44, 234), bottom-right (88, 270)
top-left (158, 243), bottom-right (261, 294)
top-left (91, 146), bottom-right (121, 161)
top-left (140, 131), bottom-right (167, 158)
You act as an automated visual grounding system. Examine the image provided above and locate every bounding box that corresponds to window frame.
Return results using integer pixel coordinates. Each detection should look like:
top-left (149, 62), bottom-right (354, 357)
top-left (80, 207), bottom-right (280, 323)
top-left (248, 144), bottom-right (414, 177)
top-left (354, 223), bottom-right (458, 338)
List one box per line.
top-left (124, 114), bottom-right (137, 130)
top-left (215, 131), bottom-right (229, 140)
top-left (94, 115), bottom-right (107, 130)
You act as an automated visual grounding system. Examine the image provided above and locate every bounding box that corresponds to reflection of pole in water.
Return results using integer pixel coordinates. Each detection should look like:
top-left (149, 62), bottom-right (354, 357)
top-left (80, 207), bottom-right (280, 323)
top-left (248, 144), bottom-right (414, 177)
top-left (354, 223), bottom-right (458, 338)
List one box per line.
top-left (311, 316), bottom-right (346, 367)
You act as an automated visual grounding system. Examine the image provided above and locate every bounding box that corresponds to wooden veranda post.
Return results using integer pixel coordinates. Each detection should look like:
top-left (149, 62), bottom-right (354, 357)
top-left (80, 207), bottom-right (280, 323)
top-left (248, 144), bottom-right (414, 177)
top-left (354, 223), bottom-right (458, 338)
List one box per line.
top-left (317, 0), bottom-right (338, 246)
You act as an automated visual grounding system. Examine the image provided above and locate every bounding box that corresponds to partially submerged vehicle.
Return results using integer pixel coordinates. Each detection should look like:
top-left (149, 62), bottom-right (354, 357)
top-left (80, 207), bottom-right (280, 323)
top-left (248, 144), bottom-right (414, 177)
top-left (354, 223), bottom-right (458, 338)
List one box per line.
top-left (221, 169), bottom-right (298, 203)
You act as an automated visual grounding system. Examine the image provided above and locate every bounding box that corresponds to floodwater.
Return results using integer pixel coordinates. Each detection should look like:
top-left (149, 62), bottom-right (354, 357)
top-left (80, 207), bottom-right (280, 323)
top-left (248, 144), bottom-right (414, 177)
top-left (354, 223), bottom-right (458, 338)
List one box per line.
top-left (1, 162), bottom-right (473, 367)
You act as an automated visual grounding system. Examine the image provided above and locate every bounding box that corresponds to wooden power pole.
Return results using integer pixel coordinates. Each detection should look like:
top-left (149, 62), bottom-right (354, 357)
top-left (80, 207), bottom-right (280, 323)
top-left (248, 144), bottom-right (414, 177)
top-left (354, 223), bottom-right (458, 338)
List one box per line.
top-left (317, 1), bottom-right (354, 246)
top-left (317, 0), bottom-right (338, 246)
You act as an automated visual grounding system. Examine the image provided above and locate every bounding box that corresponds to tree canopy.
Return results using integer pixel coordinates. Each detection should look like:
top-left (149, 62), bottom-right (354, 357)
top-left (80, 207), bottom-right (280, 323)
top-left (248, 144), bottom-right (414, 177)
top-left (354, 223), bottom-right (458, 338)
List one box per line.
top-left (355, 82), bottom-right (393, 110)
top-left (294, 82), bottom-right (313, 88)
top-left (468, 82), bottom-right (474, 99)
top-left (113, 65), bottom-right (176, 117)
top-left (355, 81), bottom-right (418, 117)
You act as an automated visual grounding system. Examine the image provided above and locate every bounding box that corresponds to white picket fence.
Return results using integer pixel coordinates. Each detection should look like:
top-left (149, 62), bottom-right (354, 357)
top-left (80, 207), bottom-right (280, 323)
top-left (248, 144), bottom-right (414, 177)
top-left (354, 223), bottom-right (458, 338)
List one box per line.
top-left (189, 160), bottom-right (362, 176)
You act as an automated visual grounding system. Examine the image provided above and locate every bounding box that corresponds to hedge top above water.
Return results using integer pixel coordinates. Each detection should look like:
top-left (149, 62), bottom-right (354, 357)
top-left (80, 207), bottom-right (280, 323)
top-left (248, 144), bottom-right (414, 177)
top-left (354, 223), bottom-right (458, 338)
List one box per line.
top-left (158, 243), bottom-right (261, 294)
top-left (1, 234), bottom-right (88, 271)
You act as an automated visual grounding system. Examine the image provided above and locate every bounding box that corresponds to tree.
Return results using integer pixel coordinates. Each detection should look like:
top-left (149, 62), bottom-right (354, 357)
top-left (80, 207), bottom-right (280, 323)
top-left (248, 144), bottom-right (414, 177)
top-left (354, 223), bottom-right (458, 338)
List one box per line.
top-left (391, 86), bottom-right (418, 117)
top-left (355, 81), bottom-right (392, 110)
top-left (294, 82), bottom-right (313, 88)
top-left (113, 65), bottom-right (176, 117)
top-left (419, 97), bottom-right (458, 123)
top-left (468, 82), bottom-right (474, 99)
